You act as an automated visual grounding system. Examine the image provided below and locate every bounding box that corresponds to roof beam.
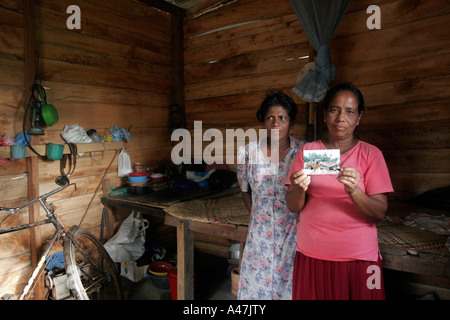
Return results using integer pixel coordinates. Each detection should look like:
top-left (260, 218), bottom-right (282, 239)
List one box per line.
top-left (138, 0), bottom-right (186, 17)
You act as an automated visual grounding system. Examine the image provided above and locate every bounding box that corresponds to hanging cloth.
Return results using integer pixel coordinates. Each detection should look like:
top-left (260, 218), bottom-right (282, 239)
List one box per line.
top-left (289, 0), bottom-right (349, 102)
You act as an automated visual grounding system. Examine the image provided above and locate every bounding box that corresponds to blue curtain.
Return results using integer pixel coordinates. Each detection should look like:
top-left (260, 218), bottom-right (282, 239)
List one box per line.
top-left (289, 0), bottom-right (349, 102)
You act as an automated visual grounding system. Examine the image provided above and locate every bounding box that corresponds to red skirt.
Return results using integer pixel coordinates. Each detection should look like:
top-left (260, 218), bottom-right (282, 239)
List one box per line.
top-left (292, 251), bottom-right (385, 300)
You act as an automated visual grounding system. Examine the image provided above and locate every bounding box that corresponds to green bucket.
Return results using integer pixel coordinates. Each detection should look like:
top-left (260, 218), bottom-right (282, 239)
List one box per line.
top-left (46, 143), bottom-right (64, 160)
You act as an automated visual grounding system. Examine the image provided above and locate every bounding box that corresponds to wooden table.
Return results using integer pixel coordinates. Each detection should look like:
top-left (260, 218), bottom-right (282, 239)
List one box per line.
top-left (101, 186), bottom-right (248, 300)
top-left (379, 245), bottom-right (449, 279)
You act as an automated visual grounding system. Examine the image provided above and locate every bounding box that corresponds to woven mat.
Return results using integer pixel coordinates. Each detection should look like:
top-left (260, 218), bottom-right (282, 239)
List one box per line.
top-left (377, 220), bottom-right (450, 256)
top-left (165, 193), bottom-right (250, 226)
top-left (166, 197), bottom-right (449, 255)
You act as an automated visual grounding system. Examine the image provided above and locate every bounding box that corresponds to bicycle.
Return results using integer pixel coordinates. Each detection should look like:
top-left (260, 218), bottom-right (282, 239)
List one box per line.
top-left (0, 183), bottom-right (123, 300)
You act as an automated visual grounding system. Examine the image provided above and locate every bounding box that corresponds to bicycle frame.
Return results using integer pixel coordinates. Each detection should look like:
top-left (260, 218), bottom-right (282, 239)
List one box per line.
top-left (0, 184), bottom-right (75, 300)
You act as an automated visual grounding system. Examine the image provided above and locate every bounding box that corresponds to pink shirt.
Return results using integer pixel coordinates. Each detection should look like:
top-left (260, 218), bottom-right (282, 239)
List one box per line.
top-left (286, 140), bottom-right (394, 262)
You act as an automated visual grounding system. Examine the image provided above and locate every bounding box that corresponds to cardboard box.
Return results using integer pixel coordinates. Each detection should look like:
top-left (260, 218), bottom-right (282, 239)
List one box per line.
top-left (51, 274), bottom-right (72, 300)
top-left (120, 261), bottom-right (149, 282)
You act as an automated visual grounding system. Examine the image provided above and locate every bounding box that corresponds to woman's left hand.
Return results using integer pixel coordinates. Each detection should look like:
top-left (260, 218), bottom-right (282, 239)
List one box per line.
top-left (337, 167), bottom-right (361, 194)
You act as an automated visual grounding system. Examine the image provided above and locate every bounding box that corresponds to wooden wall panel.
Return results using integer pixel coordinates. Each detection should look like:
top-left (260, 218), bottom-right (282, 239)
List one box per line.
top-left (0, 0), bottom-right (28, 299)
top-left (0, 13), bottom-right (26, 133)
top-left (32, 0), bottom-right (175, 185)
top-left (0, 0), bottom-right (175, 298)
top-left (327, 0), bottom-right (450, 199)
top-left (31, 0), bottom-right (174, 233)
top-left (184, 0), bottom-right (296, 38)
top-left (184, 0), bottom-right (310, 164)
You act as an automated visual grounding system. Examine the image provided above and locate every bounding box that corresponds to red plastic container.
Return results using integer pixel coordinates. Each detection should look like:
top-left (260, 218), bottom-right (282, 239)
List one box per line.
top-left (167, 268), bottom-right (178, 300)
top-left (167, 268), bottom-right (197, 300)
top-left (150, 173), bottom-right (164, 183)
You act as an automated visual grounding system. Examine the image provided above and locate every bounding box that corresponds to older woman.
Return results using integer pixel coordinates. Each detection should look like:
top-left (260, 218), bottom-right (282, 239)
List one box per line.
top-left (286, 83), bottom-right (394, 300)
top-left (237, 91), bottom-right (305, 300)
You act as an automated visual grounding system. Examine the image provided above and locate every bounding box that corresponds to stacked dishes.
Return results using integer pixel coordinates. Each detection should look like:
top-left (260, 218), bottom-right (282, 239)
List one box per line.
top-left (128, 172), bottom-right (149, 194)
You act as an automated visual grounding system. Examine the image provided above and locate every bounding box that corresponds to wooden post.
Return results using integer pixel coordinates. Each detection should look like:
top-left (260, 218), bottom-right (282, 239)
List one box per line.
top-left (101, 179), bottom-right (114, 241)
top-left (26, 156), bottom-right (44, 299)
top-left (176, 220), bottom-right (194, 300)
top-left (24, 0), bottom-right (45, 300)
top-left (171, 4), bottom-right (186, 129)
top-left (24, 0), bottom-right (36, 93)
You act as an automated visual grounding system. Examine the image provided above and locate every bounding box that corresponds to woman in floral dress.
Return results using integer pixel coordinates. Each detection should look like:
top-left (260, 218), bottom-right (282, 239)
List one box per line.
top-left (237, 91), bottom-right (305, 300)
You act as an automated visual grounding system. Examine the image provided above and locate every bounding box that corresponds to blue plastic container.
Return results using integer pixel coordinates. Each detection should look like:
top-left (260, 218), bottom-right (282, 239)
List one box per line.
top-left (128, 172), bottom-right (148, 183)
top-left (11, 145), bottom-right (26, 159)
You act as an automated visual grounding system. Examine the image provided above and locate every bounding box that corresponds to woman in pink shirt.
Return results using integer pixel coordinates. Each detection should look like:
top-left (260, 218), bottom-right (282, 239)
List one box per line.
top-left (286, 83), bottom-right (394, 300)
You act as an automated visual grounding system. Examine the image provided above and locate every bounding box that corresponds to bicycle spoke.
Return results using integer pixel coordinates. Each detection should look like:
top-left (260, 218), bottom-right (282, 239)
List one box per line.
top-left (69, 237), bottom-right (105, 275)
top-left (64, 227), bottom-right (123, 300)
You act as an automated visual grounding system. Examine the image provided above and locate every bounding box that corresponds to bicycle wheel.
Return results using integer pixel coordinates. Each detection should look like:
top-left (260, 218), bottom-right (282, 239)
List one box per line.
top-left (63, 226), bottom-right (123, 300)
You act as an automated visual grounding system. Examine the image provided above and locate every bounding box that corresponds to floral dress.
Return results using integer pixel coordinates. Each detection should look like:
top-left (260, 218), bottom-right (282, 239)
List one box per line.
top-left (236, 137), bottom-right (303, 300)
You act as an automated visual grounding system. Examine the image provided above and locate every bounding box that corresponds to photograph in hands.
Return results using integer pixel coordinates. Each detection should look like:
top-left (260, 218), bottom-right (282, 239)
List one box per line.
top-left (304, 149), bottom-right (340, 175)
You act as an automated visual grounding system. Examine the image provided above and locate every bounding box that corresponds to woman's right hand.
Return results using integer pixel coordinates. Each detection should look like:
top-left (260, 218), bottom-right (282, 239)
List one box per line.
top-left (286, 169), bottom-right (310, 212)
top-left (289, 169), bottom-right (311, 192)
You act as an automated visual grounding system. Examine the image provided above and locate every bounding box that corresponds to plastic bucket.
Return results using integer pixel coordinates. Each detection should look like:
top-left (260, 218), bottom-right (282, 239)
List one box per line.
top-left (168, 268), bottom-right (178, 300)
top-left (47, 143), bottom-right (64, 160)
top-left (11, 145), bottom-right (26, 159)
top-left (167, 268), bottom-right (197, 300)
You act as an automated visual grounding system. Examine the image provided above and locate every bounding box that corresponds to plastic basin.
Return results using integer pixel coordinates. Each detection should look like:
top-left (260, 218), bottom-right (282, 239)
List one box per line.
top-left (128, 172), bottom-right (148, 183)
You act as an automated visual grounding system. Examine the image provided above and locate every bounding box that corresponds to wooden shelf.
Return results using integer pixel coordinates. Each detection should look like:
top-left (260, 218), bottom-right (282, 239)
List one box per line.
top-left (0, 141), bottom-right (124, 158)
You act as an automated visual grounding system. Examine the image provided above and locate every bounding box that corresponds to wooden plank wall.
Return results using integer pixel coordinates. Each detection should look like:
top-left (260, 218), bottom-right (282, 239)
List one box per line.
top-left (0, 0), bottom-right (32, 299)
top-left (0, 0), bottom-right (174, 298)
top-left (331, 0), bottom-right (450, 199)
top-left (184, 0), bottom-right (450, 199)
top-left (183, 0), bottom-right (310, 168)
